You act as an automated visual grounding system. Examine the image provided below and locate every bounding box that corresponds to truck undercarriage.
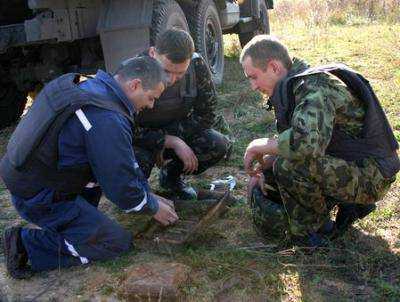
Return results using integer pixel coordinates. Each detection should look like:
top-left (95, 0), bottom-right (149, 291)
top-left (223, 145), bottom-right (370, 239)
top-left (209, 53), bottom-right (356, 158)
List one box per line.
top-left (0, 0), bottom-right (272, 129)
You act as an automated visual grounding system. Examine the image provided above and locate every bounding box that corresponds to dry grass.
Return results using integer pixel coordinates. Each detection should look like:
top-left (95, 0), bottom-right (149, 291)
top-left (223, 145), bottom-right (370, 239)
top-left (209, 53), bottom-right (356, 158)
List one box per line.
top-left (0, 1), bottom-right (399, 301)
top-left (214, 1), bottom-right (400, 300)
top-left (274, 0), bottom-right (400, 27)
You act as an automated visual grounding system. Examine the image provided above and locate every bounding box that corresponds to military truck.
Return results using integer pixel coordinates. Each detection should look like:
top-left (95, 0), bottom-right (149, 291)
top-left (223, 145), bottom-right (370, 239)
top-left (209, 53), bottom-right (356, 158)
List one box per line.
top-left (0, 0), bottom-right (272, 129)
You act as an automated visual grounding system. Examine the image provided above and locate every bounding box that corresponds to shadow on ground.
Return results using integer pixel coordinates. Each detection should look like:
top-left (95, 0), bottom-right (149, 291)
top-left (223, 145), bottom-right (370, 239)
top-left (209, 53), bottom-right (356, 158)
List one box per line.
top-left (297, 228), bottom-right (400, 301)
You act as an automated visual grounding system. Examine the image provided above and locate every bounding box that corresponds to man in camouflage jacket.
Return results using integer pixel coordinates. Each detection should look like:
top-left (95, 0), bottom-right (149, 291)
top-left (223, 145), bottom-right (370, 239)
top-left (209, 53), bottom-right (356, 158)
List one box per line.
top-left (240, 35), bottom-right (399, 246)
top-left (135, 29), bottom-right (231, 199)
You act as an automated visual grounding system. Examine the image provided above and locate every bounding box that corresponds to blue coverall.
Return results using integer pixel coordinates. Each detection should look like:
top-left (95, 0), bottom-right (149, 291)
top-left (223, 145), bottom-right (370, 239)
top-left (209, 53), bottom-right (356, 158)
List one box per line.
top-left (11, 70), bottom-right (159, 271)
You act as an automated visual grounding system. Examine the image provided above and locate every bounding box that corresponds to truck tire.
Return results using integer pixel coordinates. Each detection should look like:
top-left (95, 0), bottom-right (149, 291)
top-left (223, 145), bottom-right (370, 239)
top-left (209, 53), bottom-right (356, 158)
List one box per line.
top-left (239, 1), bottom-right (270, 48)
top-left (150, 0), bottom-right (189, 45)
top-left (185, 0), bottom-right (224, 85)
top-left (0, 82), bottom-right (27, 129)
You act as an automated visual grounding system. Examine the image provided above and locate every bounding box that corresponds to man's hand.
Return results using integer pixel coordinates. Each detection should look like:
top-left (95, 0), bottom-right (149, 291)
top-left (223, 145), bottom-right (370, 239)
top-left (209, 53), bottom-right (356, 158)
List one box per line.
top-left (165, 135), bottom-right (198, 174)
top-left (156, 194), bottom-right (175, 208)
top-left (152, 194), bottom-right (178, 226)
top-left (247, 173), bottom-right (267, 200)
top-left (261, 154), bottom-right (277, 171)
top-left (244, 138), bottom-right (278, 176)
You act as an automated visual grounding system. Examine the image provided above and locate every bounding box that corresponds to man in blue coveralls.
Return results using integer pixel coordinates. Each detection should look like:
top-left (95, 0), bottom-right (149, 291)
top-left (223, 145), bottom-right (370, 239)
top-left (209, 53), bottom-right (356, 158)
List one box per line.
top-left (0, 56), bottom-right (179, 279)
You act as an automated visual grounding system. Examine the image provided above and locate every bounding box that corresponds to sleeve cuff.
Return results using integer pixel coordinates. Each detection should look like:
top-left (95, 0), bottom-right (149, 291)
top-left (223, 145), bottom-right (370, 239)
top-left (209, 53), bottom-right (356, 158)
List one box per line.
top-left (143, 192), bottom-right (159, 215)
top-left (123, 190), bottom-right (159, 215)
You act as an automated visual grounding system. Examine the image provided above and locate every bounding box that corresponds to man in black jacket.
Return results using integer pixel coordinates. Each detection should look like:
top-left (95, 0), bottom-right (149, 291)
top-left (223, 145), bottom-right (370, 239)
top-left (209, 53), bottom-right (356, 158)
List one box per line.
top-left (135, 29), bottom-right (231, 199)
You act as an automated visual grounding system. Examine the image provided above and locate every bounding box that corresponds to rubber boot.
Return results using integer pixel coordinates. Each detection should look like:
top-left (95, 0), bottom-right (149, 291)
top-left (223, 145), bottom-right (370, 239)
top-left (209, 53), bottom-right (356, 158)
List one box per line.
top-left (335, 203), bottom-right (376, 237)
top-left (159, 160), bottom-right (197, 200)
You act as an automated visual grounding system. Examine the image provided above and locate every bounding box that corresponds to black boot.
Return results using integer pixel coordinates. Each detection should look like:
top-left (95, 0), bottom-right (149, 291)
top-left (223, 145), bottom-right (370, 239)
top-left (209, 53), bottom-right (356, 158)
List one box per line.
top-left (159, 162), bottom-right (197, 200)
top-left (334, 203), bottom-right (376, 237)
top-left (3, 227), bottom-right (33, 279)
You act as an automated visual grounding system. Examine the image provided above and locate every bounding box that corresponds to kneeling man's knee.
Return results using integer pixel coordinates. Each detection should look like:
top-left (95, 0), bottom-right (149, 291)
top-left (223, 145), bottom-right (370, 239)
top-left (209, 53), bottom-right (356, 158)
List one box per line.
top-left (107, 226), bottom-right (132, 254)
top-left (208, 130), bottom-right (231, 160)
top-left (273, 157), bottom-right (315, 185)
top-left (85, 224), bottom-right (133, 261)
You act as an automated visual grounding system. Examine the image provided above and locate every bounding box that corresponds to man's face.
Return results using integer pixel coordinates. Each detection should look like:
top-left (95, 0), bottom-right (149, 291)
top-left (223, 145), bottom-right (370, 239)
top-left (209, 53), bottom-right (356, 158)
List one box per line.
top-left (242, 56), bottom-right (282, 97)
top-left (149, 48), bottom-right (190, 86)
top-left (127, 81), bottom-right (165, 112)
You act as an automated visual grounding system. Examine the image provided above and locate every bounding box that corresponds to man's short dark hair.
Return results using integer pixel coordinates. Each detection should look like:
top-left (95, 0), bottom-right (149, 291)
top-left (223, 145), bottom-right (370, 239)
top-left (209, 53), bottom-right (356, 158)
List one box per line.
top-left (155, 28), bottom-right (195, 63)
top-left (115, 56), bottom-right (167, 90)
top-left (240, 35), bottom-right (292, 71)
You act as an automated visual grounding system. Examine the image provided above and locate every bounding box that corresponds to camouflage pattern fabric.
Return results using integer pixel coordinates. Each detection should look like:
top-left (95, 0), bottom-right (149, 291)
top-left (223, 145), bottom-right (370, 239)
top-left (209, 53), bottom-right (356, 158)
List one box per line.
top-left (135, 128), bottom-right (231, 179)
top-left (277, 58), bottom-right (366, 161)
top-left (250, 170), bottom-right (288, 240)
top-left (251, 58), bottom-right (396, 238)
top-left (250, 188), bottom-right (287, 239)
top-left (273, 155), bottom-right (395, 237)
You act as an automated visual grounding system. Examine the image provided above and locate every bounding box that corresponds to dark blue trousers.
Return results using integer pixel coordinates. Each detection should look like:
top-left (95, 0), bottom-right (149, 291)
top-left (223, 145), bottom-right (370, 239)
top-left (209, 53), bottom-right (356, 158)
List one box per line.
top-left (11, 188), bottom-right (132, 271)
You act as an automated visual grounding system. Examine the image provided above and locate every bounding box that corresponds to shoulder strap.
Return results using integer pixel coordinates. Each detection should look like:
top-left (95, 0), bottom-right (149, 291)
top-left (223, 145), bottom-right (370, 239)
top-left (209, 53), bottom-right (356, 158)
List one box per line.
top-left (289, 64), bottom-right (398, 150)
top-left (80, 92), bottom-right (135, 125)
top-left (7, 73), bottom-right (135, 169)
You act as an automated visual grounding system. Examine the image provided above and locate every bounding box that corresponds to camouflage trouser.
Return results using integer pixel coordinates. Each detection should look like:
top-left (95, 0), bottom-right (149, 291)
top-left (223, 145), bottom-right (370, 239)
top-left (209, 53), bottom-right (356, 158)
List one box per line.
top-left (251, 155), bottom-right (395, 237)
top-left (134, 128), bottom-right (231, 179)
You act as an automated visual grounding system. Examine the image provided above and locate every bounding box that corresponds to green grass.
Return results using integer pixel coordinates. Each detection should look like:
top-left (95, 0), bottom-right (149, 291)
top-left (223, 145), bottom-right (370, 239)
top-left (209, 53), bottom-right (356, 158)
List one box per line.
top-left (0, 4), bottom-right (399, 301)
top-left (81, 18), bottom-right (400, 301)
top-left (189, 10), bottom-right (400, 301)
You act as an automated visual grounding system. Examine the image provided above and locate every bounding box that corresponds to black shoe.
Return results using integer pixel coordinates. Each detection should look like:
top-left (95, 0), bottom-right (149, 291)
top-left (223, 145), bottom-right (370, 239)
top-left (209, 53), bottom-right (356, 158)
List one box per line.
top-left (335, 203), bottom-right (376, 235)
top-left (291, 232), bottom-right (328, 251)
top-left (159, 170), bottom-right (197, 200)
top-left (318, 219), bottom-right (335, 236)
top-left (307, 232), bottom-right (327, 248)
top-left (3, 227), bottom-right (33, 279)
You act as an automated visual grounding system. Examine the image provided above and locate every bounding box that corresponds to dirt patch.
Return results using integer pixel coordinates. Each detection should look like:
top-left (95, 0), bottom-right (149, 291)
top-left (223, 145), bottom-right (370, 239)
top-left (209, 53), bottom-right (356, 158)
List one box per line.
top-left (118, 262), bottom-right (190, 301)
top-left (1, 265), bottom-right (98, 301)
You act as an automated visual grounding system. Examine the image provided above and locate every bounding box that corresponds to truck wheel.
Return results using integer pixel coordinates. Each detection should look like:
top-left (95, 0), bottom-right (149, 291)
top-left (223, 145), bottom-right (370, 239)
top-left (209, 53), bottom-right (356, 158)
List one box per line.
top-left (185, 0), bottom-right (224, 85)
top-left (239, 1), bottom-right (270, 48)
top-left (150, 0), bottom-right (189, 45)
top-left (0, 82), bottom-right (27, 129)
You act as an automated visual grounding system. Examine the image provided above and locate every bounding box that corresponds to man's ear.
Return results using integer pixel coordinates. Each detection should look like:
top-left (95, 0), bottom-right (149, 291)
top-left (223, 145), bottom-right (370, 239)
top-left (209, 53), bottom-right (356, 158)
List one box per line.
top-left (149, 47), bottom-right (156, 58)
top-left (269, 60), bottom-right (281, 73)
top-left (128, 78), bottom-right (142, 92)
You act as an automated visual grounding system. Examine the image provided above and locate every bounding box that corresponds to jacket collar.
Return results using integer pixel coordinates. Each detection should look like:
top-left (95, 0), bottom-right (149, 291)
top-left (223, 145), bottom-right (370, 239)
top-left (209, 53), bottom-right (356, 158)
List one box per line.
top-left (287, 57), bottom-right (310, 77)
top-left (268, 58), bottom-right (309, 108)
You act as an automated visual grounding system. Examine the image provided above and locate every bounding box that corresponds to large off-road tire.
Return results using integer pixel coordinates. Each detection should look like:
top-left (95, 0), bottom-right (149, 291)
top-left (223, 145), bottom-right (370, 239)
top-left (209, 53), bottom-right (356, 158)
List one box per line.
top-left (0, 81), bottom-right (27, 129)
top-left (239, 1), bottom-right (270, 48)
top-left (184, 0), bottom-right (224, 85)
top-left (150, 0), bottom-right (190, 45)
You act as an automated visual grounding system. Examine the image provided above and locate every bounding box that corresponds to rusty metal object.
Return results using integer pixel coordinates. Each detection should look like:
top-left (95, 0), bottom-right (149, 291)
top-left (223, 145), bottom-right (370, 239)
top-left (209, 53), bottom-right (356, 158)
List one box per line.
top-left (181, 190), bottom-right (230, 244)
top-left (135, 189), bottom-right (232, 245)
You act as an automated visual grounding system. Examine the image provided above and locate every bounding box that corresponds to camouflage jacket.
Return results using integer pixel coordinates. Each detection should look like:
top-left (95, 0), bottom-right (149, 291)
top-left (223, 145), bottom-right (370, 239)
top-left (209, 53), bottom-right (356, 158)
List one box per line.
top-left (134, 54), bottom-right (217, 150)
top-left (276, 58), bottom-right (367, 161)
